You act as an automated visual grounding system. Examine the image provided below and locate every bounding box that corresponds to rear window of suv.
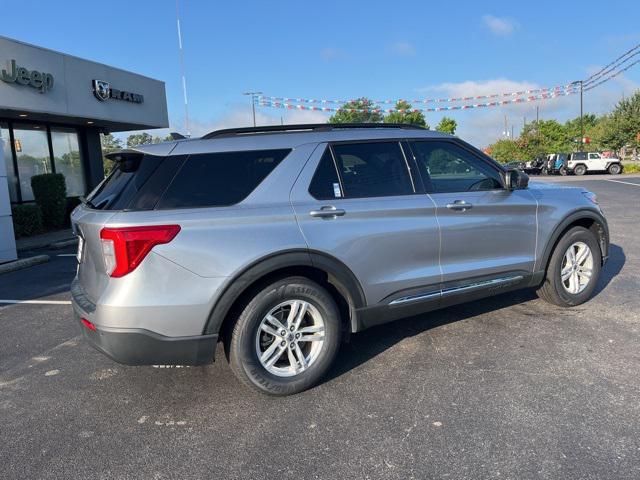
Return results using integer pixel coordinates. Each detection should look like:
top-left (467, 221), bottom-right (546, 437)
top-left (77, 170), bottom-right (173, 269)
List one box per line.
top-left (156, 149), bottom-right (290, 209)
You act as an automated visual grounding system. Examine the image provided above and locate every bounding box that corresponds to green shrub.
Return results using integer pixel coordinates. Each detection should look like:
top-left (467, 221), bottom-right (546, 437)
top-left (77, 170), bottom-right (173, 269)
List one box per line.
top-left (31, 173), bottom-right (67, 230)
top-left (11, 204), bottom-right (43, 237)
top-left (622, 162), bottom-right (640, 174)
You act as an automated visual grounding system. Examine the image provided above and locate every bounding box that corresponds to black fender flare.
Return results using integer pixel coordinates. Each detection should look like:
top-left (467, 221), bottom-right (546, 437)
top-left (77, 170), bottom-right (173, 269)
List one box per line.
top-left (203, 249), bottom-right (366, 335)
top-left (536, 209), bottom-right (609, 275)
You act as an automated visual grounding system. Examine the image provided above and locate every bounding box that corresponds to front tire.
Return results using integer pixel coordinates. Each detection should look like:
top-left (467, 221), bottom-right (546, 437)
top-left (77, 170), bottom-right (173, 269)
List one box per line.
top-left (227, 277), bottom-right (341, 395)
top-left (537, 227), bottom-right (601, 307)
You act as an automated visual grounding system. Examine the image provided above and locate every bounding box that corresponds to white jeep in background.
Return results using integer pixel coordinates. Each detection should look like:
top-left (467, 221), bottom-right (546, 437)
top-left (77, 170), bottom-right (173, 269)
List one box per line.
top-left (568, 152), bottom-right (623, 175)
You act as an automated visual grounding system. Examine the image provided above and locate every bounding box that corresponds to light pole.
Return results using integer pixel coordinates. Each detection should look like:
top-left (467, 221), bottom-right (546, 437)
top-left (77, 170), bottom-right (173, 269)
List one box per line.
top-left (243, 91), bottom-right (262, 127)
top-left (570, 80), bottom-right (584, 151)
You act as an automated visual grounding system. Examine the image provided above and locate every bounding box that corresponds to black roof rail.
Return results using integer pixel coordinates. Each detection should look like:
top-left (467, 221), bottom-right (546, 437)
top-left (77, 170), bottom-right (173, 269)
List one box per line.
top-left (201, 123), bottom-right (426, 139)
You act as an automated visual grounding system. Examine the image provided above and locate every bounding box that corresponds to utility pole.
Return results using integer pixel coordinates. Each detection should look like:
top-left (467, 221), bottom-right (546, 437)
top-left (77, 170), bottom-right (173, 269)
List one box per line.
top-left (176, 0), bottom-right (190, 137)
top-left (536, 105), bottom-right (539, 123)
top-left (243, 91), bottom-right (262, 127)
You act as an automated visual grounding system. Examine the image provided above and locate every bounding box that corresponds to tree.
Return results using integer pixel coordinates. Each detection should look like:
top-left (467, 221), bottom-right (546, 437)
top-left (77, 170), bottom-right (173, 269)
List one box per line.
top-left (435, 117), bottom-right (457, 135)
top-left (100, 133), bottom-right (123, 176)
top-left (384, 100), bottom-right (428, 128)
top-left (593, 91), bottom-right (640, 151)
top-left (329, 97), bottom-right (384, 123)
top-left (126, 132), bottom-right (154, 148)
top-left (485, 139), bottom-right (521, 163)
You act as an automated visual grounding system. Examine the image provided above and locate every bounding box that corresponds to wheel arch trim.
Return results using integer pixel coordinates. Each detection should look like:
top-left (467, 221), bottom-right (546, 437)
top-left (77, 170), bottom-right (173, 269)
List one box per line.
top-left (202, 249), bottom-right (366, 335)
top-left (536, 209), bottom-right (609, 274)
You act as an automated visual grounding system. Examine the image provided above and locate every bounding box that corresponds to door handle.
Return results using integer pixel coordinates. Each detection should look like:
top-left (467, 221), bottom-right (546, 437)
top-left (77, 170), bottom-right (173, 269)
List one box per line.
top-left (446, 200), bottom-right (473, 211)
top-left (309, 205), bottom-right (346, 218)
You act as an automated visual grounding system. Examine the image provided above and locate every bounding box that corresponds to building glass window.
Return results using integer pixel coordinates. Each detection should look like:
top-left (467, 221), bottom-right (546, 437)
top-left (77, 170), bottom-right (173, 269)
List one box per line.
top-left (51, 127), bottom-right (85, 196)
top-left (0, 122), bottom-right (18, 202)
top-left (12, 124), bottom-right (51, 201)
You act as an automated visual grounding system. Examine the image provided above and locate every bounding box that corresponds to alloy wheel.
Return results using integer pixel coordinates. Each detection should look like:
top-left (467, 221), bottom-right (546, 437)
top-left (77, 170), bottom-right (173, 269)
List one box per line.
top-left (255, 300), bottom-right (326, 377)
top-left (561, 241), bottom-right (594, 294)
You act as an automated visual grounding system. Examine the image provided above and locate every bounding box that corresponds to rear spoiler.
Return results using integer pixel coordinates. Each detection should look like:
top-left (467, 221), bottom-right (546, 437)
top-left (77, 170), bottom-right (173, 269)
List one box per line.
top-left (104, 149), bottom-right (145, 163)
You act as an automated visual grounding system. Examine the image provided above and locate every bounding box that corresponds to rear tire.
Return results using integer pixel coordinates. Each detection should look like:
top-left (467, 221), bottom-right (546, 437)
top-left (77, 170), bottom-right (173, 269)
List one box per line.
top-left (227, 276), bottom-right (341, 396)
top-left (537, 227), bottom-right (601, 307)
top-left (573, 164), bottom-right (587, 176)
top-left (608, 163), bottom-right (621, 175)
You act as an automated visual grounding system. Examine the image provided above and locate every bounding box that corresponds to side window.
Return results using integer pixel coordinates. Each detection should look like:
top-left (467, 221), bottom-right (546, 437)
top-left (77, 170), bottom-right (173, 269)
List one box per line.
top-left (573, 152), bottom-right (587, 161)
top-left (157, 149), bottom-right (290, 209)
top-left (589, 153), bottom-right (600, 159)
top-left (331, 142), bottom-right (414, 198)
top-left (309, 148), bottom-right (342, 200)
top-left (410, 141), bottom-right (503, 193)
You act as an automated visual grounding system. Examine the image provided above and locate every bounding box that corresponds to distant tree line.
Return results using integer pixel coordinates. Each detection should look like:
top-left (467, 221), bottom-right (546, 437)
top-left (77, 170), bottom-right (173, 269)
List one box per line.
top-left (487, 90), bottom-right (640, 163)
top-left (328, 97), bottom-right (457, 134)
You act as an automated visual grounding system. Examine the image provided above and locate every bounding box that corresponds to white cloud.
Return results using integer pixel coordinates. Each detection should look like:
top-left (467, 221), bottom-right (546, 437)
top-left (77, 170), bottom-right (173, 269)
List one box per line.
top-left (387, 41), bottom-right (415, 57)
top-left (482, 14), bottom-right (517, 36)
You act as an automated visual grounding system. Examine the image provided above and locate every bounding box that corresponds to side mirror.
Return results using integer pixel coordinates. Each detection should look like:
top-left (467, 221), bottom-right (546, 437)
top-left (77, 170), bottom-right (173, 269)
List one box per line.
top-left (504, 168), bottom-right (529, 191)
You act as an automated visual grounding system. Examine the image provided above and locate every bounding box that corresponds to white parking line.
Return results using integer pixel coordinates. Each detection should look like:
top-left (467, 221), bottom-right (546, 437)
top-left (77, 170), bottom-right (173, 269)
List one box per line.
top-left (606, 179), bottom-right (640, 187)
top-left (0, 299), bottom-right (72, 305)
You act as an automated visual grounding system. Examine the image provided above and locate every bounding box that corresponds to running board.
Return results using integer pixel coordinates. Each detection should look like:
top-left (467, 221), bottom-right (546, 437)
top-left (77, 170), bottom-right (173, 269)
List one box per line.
top-left (389, 275), bottom-right (524, 306)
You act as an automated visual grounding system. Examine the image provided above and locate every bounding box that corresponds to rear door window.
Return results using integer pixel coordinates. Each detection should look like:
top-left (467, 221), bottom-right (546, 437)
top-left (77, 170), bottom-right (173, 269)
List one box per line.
top-left (330, 142), bottom-right (414, 198)
top-left (309, 148), bottom-right (342, 200)
top-left (157, 149), bottom-right (290, 209)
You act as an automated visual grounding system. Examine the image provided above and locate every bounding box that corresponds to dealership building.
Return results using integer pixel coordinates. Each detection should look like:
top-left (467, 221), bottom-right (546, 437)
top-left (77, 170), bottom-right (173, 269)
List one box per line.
top-left (0, 36), bottom-right (169, 262)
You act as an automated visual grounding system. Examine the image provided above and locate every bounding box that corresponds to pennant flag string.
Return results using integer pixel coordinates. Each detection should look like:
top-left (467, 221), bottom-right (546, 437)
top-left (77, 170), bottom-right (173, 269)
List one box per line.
top-left (258, 88), bottom-right (580, 114)
top-left (257, 84), bottom-right (576, 106)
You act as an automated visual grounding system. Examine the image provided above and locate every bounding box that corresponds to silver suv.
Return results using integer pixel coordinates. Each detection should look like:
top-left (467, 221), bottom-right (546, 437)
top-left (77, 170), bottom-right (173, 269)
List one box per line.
top-left (71, 124), bottom-right (609, 395)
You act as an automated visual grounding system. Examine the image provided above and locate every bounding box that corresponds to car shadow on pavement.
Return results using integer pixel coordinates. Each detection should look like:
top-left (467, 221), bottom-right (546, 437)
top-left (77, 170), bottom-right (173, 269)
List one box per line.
top-left (593, 243), bottom-right (624, 297)
top-left (324, 244), bottom-right (625, 384)
top-left (325, 288), bottom-right (538, 383)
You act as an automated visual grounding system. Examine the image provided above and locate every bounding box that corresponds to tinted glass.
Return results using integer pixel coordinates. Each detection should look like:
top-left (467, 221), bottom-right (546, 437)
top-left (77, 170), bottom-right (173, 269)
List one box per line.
top-left (13, 124), bottom-right (51, 201)
top-left (572, 152), bottom-right (587, 161)
top-left (0, 123), bottom-right (17, 202)
top-left (309, 148), bottom-right (342, 200)
top-left (87, 154), bottom-right (166, 210)
top-left (51, 127), bottom-right (85, 196)
top-left (158, 149), bottom-right (290, 209)
top-left (410, 141), bottom-right (502, 193)
top-left (331, 142), bottom-right (413, 198)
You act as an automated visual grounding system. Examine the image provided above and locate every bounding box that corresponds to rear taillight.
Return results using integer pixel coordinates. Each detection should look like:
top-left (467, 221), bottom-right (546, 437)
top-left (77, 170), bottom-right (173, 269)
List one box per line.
top-left (99, 225), bottom-right (181, 277)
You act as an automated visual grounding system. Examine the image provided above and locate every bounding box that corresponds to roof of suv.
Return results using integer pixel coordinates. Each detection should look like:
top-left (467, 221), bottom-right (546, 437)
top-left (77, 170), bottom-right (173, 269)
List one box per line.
top-left (132, 124), bottom-right (453, 157)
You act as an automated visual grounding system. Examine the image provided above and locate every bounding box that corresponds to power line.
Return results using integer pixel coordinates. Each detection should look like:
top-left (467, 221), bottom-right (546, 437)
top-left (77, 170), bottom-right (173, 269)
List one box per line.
top-left (584, 49), bottom-right (640, 87)
top-left (584, 58), bottom-right (640, 91)
top-left (584, 42), bottom-right (640, 84)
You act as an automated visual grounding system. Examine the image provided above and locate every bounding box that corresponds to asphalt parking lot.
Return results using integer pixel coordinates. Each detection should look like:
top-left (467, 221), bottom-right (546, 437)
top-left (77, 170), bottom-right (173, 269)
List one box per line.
top-left (1, 175), bottom-right (639, 480)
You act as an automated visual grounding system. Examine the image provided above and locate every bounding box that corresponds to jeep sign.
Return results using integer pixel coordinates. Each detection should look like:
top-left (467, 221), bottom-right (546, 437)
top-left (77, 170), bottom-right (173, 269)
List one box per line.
top-left (1, 59), bottom-right (54, 94)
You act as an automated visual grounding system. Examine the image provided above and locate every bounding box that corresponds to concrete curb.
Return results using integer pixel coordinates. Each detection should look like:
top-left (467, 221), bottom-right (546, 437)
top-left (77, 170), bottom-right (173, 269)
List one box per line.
top-left (0, 255), bottom-right (50, 275)
top-left (50, 238), bottom-right (78, 250)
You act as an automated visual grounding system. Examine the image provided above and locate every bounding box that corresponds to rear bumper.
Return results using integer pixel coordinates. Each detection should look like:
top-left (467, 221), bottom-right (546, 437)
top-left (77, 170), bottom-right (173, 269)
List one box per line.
top-left (76, 313), bottom-right (218, 365)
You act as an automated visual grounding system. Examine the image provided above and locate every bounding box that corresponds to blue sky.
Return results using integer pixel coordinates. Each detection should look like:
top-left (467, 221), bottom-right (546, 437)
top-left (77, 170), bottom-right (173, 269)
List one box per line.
top-left (2, 0), bottom-right (639, 146)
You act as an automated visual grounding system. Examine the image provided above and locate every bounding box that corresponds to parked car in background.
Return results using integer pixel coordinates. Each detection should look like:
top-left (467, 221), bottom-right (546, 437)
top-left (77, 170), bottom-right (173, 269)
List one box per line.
top-left (523, 157), bottom-right (545, 175)
top-left (71, 124), bottom-right (609, 395)
top-left (542, 153), bottom-right (569, 175)
top-left (504, 160), bottom-right (527, 171)
top-left (567, 152), bottom-right (623, 175)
